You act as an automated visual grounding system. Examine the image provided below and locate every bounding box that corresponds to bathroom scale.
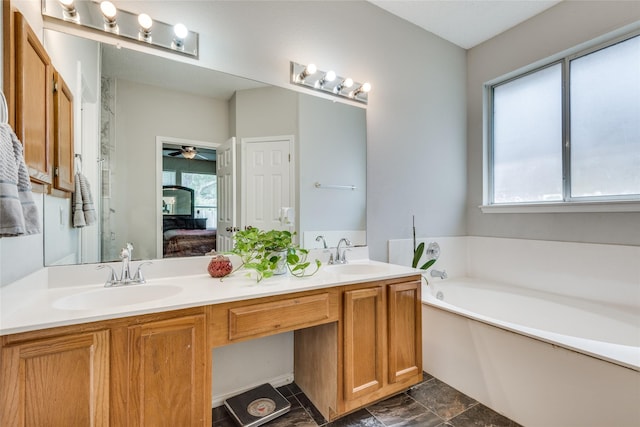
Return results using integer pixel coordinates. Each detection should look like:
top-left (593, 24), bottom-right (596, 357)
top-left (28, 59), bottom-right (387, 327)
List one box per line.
top-left (224, 383), bottom-right (291, 427)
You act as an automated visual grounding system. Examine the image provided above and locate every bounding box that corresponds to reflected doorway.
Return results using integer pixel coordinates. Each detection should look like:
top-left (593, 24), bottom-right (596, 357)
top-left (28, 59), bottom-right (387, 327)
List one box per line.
top-left (156, 137), bottom-right (221, 258)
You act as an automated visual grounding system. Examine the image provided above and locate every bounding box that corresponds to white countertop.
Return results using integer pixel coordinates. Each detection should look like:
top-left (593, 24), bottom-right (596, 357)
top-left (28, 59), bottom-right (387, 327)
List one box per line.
top-left (0, 252), bottom-right (420, 335)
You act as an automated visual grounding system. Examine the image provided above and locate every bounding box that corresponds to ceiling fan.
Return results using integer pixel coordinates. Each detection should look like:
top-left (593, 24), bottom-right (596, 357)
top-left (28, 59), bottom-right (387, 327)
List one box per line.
top-left (165, 146), bottom-right (204, 160)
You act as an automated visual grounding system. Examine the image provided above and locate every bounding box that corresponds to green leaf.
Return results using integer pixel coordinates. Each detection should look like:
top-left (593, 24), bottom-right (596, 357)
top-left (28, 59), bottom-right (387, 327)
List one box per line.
top-left (412, 242), bottom-right (425, 268)
top-left (420, 259), bottom-right (436, 270)
top-left (292, 262), bottom-right (310, 272)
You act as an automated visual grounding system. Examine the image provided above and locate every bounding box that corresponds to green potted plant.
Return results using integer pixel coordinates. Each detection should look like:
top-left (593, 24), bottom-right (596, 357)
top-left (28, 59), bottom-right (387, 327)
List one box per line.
top-left (229, 228), bottom-right (321, 282)
top-left (411, 216), bottom-right (437, 284)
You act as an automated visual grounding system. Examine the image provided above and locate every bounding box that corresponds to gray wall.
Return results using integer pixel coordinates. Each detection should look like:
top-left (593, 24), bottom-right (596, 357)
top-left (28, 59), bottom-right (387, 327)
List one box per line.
top-left (233, 86), bottom-right (298, 140)
top-left (466, 1), bottom-right (640, 245)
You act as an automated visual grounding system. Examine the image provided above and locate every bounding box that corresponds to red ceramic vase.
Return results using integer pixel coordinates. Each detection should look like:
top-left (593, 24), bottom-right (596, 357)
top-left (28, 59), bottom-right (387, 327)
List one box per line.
top-left (208, 255), bottom-right (233, 278)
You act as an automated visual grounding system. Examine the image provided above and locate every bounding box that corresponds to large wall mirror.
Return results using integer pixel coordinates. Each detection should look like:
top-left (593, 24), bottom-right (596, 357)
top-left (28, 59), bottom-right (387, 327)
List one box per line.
top-left (42, 28), bottom-right (366, 266)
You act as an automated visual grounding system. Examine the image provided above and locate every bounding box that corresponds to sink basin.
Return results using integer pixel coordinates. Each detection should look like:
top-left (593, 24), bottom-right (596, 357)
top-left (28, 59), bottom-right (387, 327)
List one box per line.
top-left (325, 264), bottom-right (390, 276)
top-left (53, 284), bottom-right (182, 311)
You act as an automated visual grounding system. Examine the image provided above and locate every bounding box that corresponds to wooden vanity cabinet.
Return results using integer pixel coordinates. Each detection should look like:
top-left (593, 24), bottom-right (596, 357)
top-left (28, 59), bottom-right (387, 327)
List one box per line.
top-left (208, 288), bottom-right (340, 347)
top-left (296, 275), bottom-right (423, 420)
top-left (0, 308), bottom-right (209, 427)
top-left (52, 71), bottom-right (75, 195)
top-left (0, 329), bottom-right (110, 426)
top-left (0, 276), bottom-right (420, 425)
top-left (13, 11), bottom-right (54, 187)
top-left (5, 9), bottom-right (75, 195)
top-left (339, 277), bottom-right (422, 415)
top-left (343, 285), bottom-right (385, 401)
top-left (108, 308), bottom-right (210, 426)
top-left (125, 313), bottom-right (209, 426)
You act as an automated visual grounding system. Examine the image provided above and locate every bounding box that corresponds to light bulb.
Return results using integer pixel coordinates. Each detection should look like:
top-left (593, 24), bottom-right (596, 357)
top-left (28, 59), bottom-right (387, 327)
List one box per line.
top-left (334, 77), bottom-right (354, 94)
top-left (316, 70), bottom-right (337, 88)
top-left (58, 0), bottom-right (77, 17)
top-left (298, 63), bottom-right (317, 82)
top-left (305, 64), bottom-right (317, 75)
top-left (138, 13), bottom-right (153, 31)
top-left (352, 82), bottom-right (372, 98)
top-left (59, 0), bottom-right (75, 10)
top-left (174, 23), bottom-right (189, 40)
top-left (100, 1), bottom-right (117, 20)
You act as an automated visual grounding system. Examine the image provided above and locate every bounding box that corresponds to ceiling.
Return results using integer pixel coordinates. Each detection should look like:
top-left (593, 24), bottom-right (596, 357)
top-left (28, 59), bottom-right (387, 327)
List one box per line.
top-left (101, 43), bottom-right (267, 99)
top-left (163, 144), bottom-right (217, 161)
top-left (369, 0), bottom-right (562, 49)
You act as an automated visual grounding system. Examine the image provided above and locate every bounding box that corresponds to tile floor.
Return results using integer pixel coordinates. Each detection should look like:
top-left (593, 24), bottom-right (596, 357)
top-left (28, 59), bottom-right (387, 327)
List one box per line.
top-left (212, 372), bottom-right (521, 427)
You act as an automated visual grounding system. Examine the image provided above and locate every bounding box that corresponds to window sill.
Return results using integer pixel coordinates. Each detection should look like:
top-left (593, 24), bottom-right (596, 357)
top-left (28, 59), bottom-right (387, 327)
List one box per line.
top-left (479, 200), bottom-right (640, 214)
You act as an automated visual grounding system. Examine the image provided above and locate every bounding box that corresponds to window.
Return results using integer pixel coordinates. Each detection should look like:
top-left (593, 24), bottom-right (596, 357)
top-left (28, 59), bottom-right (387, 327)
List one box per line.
top-left (162, 170), bottom-right (176, 186)
top-left (488, 33), bottom-right (640, 208)
top-left (181, 172), bottom-right (217, 228)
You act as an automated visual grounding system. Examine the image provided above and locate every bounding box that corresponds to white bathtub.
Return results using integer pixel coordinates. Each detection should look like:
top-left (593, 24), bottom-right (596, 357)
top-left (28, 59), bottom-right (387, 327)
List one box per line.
top-left (422, 278), bottom-right (640, 427)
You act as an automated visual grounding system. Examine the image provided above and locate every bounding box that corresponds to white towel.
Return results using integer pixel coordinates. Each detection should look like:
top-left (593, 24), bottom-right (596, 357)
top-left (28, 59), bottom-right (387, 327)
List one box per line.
top-left (0, 123), bottom-right (41, 237)
top-left (73, 172), bottom-right (96, 227)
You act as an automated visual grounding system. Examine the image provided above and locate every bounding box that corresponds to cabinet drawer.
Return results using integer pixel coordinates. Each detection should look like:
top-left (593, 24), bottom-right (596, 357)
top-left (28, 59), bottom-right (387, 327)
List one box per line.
top-left (228, 293), bottom-right (333, 341)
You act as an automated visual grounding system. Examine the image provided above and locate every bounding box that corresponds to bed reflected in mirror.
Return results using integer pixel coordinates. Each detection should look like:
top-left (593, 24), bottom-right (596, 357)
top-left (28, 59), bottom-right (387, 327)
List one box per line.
top-left (161, 185), bottom-right (217, 258)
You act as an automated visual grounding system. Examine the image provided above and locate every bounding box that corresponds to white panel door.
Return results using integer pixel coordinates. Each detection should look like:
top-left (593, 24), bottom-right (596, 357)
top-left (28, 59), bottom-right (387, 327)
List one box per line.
top-left (217, 137), bottom-right (237, 252)
top-left (242, 136), bottom-right (294, 232)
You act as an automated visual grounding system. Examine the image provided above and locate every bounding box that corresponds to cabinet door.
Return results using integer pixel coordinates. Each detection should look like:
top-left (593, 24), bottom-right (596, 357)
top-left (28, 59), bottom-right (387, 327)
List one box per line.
top-left (343, 286), bottom-right (384, 401)
top-left (128, 314), bottom-right (209, 426)
top-left (388, 281), bottom-right (422, 384)
top-left (0, 330), bottom-right (110, 426)
top-left (53, 71), bottom-right (75, 193)
top-left (14, 11), bottom-right (54, 185)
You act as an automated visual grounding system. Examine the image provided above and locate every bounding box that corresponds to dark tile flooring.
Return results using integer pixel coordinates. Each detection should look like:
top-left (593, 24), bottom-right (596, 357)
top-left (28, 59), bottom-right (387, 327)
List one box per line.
top-left (212, 373), bottom-right (521, 427)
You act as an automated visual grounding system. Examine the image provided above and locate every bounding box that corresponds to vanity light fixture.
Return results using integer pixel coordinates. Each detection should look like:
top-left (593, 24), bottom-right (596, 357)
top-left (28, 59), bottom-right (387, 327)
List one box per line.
top-left (334, 77), bottom-right (354, 95)
top-left (138, 13), bottom-right (153, 41)
top-left (316, 70), bottom-right (336, 89)
top-left (351, 82), bottom-right (372, 99)
top-left (100, 1), bottom-right (118, 32)
top-left (290, 62), bottom-right (370, 104)
top-left (297, 63), bottom-right (317, 82)
top-left (42, 0), bottom-right (199, 58)
top-left (172, 23), bottom-right (189, 50)
top-left (58, 0), bottom-right (77, 20)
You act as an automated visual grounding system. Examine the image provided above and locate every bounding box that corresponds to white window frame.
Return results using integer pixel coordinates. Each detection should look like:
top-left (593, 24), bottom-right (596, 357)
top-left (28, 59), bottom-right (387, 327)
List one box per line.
top-left (481, 29), bottom-right (640, 214)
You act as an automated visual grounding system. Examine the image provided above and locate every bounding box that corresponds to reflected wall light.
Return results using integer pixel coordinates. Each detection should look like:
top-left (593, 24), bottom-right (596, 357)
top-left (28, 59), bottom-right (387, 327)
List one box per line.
top-left (100, 1), bottom-right (118, 32)
top-left (290, 62), bottom-right (370, 104)
top-left (296, 63), bottom-right (317, 82)
top-left (42, 0), bottom-right (199, 58)
top-left (138, 13), bottom-right (153, 41)
top-left (58, 0), bottom-right (77, 20)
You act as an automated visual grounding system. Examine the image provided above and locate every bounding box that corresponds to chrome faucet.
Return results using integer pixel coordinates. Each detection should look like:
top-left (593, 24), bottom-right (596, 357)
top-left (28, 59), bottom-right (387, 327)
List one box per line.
top-left (430, 269), bottom-right (448, 280)
top-left (120, 243), bottom-right (133, 283)
top-left (330, 237), bottom-right (351, 265)
top-left (315, 235), bottom-right (328, 249)
top-left (98, 243), bottom-right (151, 287)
